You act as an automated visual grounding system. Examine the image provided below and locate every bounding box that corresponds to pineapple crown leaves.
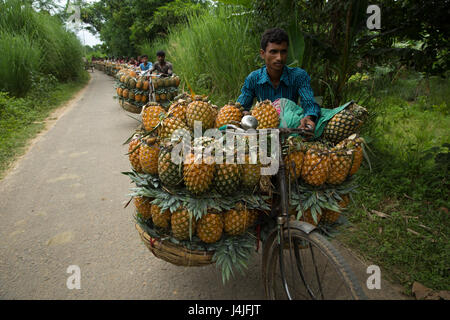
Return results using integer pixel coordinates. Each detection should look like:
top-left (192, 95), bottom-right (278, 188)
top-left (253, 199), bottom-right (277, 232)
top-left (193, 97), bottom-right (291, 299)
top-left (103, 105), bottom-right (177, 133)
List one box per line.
top-left (126, 171), bottom-right (269, 221)
top-left (211, 232), bottom-right (256, 284)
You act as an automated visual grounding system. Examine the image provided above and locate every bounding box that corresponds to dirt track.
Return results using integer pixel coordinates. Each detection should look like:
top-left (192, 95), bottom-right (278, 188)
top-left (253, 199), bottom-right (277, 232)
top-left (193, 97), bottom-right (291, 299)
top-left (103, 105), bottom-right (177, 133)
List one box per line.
top-left (0, 71), bottom-right (409, 300)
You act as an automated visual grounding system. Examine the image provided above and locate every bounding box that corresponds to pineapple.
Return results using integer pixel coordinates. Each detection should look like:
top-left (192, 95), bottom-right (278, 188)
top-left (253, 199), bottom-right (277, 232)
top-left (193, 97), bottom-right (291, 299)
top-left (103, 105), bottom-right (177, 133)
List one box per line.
top-left (213, 162), bottom-right (241, 195)
top-left (214, 102), bottom-right (243, 128)
top-left (168, 100), bottom-right (188, 123)
top-left (159, 116), bottom-right (190, 141)
top-left (158, 142), bottom-right (183, 187)
top-left (196, 212), bottom-right (224, 243)
top-left (241, 154), bottom-right (261, 191)
top-left (301, 143), bottom-right (331, 186)
top-left (151, 205), bottom-right (171, 229)
top-left (171, 208), bottom-right (196, 240)
top-left (186, 96), bottom-right (215, 130)
top-left (251, 100), bottom-right (279, 129)
top-left (128, 138), bottom-right (143, 172)
top-left (336, 134), bottom-right (364, 176)
top-left (224, 203), bottom-right (258, 236)
top-left (134, 196), bottom-right (152, 220)
top-left (139, 137), bottom-right (160, 175)
top-left (326, 147), bottom-right (353, 185)
top-left (183, 153), bottom-right (216, 195)
top-left (284, 137), bottom-right (307, 180)
top-left (142, 104), bottom-right (165, 133)
top-left (323, 103), bottom-right (368, 144)
top-left (322, 195), bottom-right (350, 224)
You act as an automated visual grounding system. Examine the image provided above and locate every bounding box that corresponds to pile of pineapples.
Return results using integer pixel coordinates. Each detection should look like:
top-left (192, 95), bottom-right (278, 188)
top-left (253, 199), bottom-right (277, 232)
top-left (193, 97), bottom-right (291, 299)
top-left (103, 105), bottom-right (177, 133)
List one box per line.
top-left (115, 68), bottom-right (150, 107)
top-left (152, 75), bottom-right (181, 105)
top-left (125, 95), bottom-right (368, 275)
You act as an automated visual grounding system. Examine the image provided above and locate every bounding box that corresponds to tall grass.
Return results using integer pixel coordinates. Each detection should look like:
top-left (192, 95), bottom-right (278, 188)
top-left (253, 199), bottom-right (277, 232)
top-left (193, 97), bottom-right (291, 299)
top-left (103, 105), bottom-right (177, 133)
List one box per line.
top-left (0, 0), bottom-right (84, 96)
top-left (140, 7), bottom-right (260, 105)
top-left (0, 31), bottom-right (41, 96)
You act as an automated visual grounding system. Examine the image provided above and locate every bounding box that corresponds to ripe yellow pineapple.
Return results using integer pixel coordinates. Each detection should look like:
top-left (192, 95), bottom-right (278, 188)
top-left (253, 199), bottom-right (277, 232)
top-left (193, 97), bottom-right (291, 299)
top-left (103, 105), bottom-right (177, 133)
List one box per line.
top-left (168, 100), bottom-right (188, 123)
top-left (142, 104), bottom-right (165, 133)
top-left (214, 102), bottom-right (243, 128)
top-left (151, 205), bottom-right (171, 229)
top-left (183, 153), bottom-right (216, 195)
top-left (322, 195), bottom-right (350, 224)
top-left (134, 196), bottom-right (152, 219)
top-left (128, 138), bottom-right (143, 172)
top-left (326, 148), bottom-right (353, 185)
top-left (139, 137), bottom-right (160, 175)
top-left (186, 96), bottom-right (215, 130)
top-left (251, 100), bottom-right (279, 129)
top-left (301, 143), bottom-right (330, 186)
top-left (336, 134), bottom-right (364, 176)
top-left (159, 116), bottom-right (190, 141)
top-left (224, 203), bottom-right (259, 236)
top-left (171, 208), bottom-right (197, 240)
top-left (196, 212), bottom-right (224, 243)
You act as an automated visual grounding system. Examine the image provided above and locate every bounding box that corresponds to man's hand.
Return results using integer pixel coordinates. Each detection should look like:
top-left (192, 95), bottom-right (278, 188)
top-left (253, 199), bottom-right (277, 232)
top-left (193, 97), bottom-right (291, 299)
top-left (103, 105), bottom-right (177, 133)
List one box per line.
top-left (299, 116), bottom-right (316, 132)
top-left (242, 110), bottom-right (251, 116)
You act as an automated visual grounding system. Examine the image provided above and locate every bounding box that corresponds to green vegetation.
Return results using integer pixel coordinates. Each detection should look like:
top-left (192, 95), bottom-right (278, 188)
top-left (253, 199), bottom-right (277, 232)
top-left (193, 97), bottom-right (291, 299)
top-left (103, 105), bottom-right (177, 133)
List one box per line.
top-left (339, 70), bottom-right (450, 293)
top-left (0, 73), bottom-right (90, 178)
top-left (0, 0), bottom-right (85, 96)
top-left (0, 0), bottom-right (87, 176)
top-left (140, 7), bottom-right (260, 104)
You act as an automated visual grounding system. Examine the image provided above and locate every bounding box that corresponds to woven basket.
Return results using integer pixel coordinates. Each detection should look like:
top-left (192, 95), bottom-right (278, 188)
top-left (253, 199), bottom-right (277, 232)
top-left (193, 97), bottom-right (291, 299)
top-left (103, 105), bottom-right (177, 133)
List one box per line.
top-left (135, 223), bottom-right (215, 267)
top-left (119, 99), bottom-right (142, 114)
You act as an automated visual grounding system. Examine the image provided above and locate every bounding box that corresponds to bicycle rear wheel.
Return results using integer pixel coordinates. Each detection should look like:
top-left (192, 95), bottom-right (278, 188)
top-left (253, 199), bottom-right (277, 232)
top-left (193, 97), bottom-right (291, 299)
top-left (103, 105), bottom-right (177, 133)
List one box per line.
top-left (263, 226), bottom-right (367, 300)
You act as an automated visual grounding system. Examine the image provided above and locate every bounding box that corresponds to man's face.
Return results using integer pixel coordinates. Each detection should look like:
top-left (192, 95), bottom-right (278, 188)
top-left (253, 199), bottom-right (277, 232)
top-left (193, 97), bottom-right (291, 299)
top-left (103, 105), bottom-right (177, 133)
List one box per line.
top-left (157, 55), bottom-right (165, 63)
top-left (260, 41), bottom-right (288, 72)
top-left (142, 57), bottom-right (148, 64)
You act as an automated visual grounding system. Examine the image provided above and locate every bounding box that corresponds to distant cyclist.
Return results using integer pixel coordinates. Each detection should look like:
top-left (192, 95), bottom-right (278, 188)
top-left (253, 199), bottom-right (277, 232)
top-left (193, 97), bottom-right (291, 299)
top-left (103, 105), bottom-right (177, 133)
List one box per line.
top-left (149, 50), bottom-right (173, 77)
top-left (139, 55), bottom-right (152, 72)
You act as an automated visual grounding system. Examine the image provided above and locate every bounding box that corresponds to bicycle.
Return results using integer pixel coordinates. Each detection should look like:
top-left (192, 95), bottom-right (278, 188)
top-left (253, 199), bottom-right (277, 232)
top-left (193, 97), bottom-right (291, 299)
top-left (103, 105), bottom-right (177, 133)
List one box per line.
top-left (224, 125), bottom-right (367, 300)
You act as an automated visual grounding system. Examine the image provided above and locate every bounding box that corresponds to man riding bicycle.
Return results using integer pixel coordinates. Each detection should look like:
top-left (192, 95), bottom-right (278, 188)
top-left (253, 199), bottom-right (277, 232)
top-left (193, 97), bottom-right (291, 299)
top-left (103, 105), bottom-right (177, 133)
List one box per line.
top-left (237, 28), bottom-right (321, 132)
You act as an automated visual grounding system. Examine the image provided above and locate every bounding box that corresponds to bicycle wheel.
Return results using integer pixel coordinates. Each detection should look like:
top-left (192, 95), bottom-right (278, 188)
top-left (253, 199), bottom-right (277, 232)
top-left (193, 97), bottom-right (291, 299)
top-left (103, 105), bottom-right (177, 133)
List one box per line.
top-left (264, 226), bottom-right (367, 300)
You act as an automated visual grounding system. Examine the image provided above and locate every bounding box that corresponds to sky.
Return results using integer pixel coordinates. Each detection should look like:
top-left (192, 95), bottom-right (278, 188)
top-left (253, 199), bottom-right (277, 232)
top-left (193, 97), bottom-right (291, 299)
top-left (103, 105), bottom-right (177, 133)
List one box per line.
top-left (54, 0), bottom-right (103, 47)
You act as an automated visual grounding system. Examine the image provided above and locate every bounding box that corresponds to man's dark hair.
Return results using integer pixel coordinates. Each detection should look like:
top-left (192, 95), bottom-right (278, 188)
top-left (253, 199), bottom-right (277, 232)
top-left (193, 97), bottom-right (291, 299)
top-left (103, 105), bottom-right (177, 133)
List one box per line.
top-left (260, 28), bottom-right (289, 51)
top-left (156, 50), bottom-right (166, 57)
top-left (142, 54), bottom-right (148, 59)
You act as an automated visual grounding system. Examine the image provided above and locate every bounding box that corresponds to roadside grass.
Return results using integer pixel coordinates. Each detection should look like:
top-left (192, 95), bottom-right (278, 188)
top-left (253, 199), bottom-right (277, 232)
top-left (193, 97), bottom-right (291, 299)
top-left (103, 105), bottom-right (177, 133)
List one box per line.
top-left (339, 71), bottom-right (450, 294)
top-left (0, 72), bottom-right (90, 179)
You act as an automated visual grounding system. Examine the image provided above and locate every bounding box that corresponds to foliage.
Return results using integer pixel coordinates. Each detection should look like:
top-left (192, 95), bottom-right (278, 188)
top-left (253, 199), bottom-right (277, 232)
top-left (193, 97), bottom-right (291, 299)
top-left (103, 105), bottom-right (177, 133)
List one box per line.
top-left (82, 0), bottom-right (207, 57)
top-left (340, 70), bottom-right (450, 292)
top-left (143, 6), bottom-right (260, 104)
top-left (0, 0), bottom-right (84, 96)
top-left (248, 0), bottom-right (449, 107)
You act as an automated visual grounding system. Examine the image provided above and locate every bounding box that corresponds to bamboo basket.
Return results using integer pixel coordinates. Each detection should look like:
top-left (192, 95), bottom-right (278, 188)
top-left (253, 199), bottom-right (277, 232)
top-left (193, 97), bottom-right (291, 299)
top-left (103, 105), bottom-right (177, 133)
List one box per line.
top-left (135, 223), bottom-right (215, 267)
top-left (119, 99), bottom-right (142, 114)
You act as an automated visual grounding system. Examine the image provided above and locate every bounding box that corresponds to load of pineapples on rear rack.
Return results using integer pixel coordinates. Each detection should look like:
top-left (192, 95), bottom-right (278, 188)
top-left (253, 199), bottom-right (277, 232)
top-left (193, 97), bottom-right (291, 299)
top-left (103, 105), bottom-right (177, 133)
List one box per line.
top-left (122, 93), bottom-right (369, 283)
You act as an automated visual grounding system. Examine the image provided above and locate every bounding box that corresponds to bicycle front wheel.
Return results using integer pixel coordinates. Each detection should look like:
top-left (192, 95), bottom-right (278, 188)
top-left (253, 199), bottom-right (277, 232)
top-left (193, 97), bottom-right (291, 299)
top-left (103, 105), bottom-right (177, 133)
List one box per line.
top-left (264, 226), bottom-right (367, 300)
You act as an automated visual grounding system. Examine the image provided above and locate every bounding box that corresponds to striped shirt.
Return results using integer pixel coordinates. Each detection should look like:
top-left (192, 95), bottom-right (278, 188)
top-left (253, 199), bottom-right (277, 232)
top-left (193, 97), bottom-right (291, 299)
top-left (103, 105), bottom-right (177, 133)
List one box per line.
top-left (237, 66), bottom-right (321, 118)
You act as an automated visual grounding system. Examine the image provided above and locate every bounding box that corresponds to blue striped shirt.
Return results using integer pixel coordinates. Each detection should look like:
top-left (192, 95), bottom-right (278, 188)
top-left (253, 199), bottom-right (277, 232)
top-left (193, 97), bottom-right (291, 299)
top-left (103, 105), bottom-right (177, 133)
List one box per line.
top-left (237, 66), bottom-right (321, 118)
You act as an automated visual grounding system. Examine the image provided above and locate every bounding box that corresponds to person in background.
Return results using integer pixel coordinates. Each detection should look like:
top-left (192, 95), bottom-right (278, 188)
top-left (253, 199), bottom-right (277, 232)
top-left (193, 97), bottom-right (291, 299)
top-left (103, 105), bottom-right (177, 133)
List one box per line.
top-left (149, 50), bottom-right (173, 77)
top-left (139, 55), bottom-right (152, 72)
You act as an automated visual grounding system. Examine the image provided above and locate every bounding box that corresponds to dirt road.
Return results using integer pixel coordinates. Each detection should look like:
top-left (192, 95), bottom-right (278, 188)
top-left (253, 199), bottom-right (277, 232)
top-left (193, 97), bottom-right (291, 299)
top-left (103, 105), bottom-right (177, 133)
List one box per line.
top-left (0, 71), bottom-right (409, 299)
